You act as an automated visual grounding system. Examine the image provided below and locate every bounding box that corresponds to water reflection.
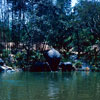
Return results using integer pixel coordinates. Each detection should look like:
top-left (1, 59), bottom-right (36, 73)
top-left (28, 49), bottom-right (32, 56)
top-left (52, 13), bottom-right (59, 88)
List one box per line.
top-left (0, 72), bottom-right (100, 100)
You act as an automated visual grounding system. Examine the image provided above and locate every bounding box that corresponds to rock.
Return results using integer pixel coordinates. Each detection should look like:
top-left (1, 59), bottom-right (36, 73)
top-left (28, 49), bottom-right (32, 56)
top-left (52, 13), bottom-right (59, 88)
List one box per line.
top-left (15, 68), bottom-right (22, 72)
top-left (7, 69), bottom-right (15, 73)
top-left (0, 65), bottom-right (15, 72)
top-left (60, 62), bottom-right (75, 72)
top-left (44, 48), bottom-right (61, 71)
top-left (30, 62), bottom-right (50, 72)
top-left (8, 54), bottom-right (15, 64)
top-left (0, 66), bottom-right (6, 72)
top-left (7, 67), bottom-right (16, 72)
top-left (0, 58), bottom-right (4, 66)
top-left (6, 66), bottom-right (13, 70)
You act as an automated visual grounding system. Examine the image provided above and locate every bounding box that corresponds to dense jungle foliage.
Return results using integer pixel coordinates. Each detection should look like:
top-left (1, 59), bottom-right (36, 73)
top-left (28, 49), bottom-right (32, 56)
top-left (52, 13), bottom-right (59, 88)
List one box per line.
top-left (0, 0), bottom-right (100, 68)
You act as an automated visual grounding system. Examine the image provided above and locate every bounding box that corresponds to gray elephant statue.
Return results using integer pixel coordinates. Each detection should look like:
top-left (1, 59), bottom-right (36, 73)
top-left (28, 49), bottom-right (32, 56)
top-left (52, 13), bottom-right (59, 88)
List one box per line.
top-left (60, 62), bottom-right (75, 72)
top-left (44, 48), bottom-right (61, 71)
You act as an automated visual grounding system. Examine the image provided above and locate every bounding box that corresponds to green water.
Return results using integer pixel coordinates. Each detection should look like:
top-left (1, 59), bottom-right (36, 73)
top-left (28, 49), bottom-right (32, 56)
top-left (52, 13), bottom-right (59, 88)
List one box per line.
top-left (0, 72), bottom-right (100, 100)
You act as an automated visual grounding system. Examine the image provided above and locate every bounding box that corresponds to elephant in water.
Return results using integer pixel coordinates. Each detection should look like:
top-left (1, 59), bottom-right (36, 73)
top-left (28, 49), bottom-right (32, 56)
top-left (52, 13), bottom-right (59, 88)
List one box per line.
top-left (44, 48), bottom-right (61, 71)
top-left (59, 62), bottom-right (76, 72)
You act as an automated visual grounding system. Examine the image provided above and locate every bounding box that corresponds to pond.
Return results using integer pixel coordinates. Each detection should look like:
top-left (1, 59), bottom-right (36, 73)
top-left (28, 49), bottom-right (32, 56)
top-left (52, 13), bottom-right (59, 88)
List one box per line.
top-left (0, 72), bottom-right (100, 100)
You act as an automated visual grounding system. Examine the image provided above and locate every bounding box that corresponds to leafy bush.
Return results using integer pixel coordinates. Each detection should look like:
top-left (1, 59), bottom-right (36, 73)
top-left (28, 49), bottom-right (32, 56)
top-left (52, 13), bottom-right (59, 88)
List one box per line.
top-left (0, 44), bottom-right (5, 53)
top-left (2, 49), bottom-right (11, 59)
top-left (31, 50), bottom-right (45, 62)
top-left (14, 50), bottom-right (45, 68)
top-left (74, 61), bottom-right (82, 68)
top-left (15, 51), bottom-right (27, 68)
top-left (61, 52), bottom-right (71, 62)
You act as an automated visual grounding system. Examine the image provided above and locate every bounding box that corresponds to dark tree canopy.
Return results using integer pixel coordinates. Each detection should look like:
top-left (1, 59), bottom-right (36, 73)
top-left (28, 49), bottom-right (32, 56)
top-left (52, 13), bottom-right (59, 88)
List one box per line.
top-left (0, 0), bottom-right (100, 67)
